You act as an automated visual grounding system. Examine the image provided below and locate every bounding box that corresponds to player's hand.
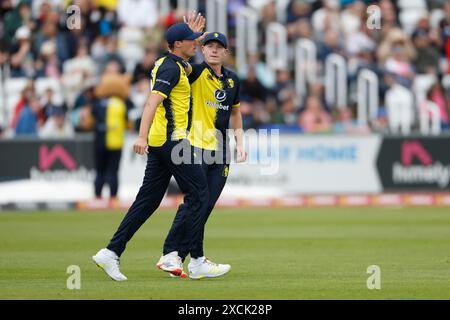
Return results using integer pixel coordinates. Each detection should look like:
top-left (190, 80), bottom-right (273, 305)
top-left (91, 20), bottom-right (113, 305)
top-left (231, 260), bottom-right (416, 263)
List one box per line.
top-left (183, 10), bottom-right (205, 33)
top-left (236, 144), bottom-right (247, 163)
top-left (133, 136), bottom-right (149, 155)
top-left (195, 31), bottom-right (209, 45)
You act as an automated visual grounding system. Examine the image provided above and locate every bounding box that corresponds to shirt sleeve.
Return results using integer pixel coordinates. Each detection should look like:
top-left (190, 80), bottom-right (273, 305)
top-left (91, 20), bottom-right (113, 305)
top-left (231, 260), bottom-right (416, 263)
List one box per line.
top-left (151, 62), bottom-right (180, 98)
top-left (188, 64), bottom-right (205, 84)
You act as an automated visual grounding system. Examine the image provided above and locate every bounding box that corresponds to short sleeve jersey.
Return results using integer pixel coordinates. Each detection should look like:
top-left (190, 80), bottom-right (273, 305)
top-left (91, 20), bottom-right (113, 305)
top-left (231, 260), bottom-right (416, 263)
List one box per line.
top-left (149, 52), bottom-right (192, 147)
top-left (187, 62), bottom-right (240, 151)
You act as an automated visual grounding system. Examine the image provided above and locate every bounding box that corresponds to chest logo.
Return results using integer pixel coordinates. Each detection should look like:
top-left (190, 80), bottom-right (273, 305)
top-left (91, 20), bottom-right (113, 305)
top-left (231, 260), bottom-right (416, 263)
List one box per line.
top-left (214, 89), bottom-right (227, 102)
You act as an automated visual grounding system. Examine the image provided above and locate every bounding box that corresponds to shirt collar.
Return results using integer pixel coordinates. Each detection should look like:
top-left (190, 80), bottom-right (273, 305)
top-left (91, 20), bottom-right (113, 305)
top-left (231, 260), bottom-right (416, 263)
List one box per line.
top-left (166, 52), bottom-right (185, 64)
top-left (202, 61), bottom-right (228, 79)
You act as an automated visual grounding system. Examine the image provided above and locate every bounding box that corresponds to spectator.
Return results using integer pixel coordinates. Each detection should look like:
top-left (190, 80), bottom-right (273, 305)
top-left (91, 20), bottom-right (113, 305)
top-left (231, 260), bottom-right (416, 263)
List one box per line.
top-left (240, 66), bottom-right (271, 127)
top-left (15, 97), bottom-right (41, 136)
top-left (377, 28), bottom-right (416, 65)
top-left (340, 0), bottom-right (365, 35)
top-left (238, 53), bottom-right (275, 89)
top-left (311, 0), bottom-right (340, 37)
top-left (0, 40), bottom-right (11, 79)
top-left (39, 106), bottom-right (74, 138)
top-left (132, 47), bottom-right (157, 83)
top-left (286, 1), bottom-right (313, 40)
top-left (273, 87), bottom-right (299, 125)
top-left (35, 40), bottom-right (61, 78)
top-left (41, 87), bottom-right (66, 122)
top-left (10, 81), bottom-right (45, 129)
top-left (333, 106), bottom-right (371, 134)
top-left (298, 96), bottom-right (332, 133)
top-left (3, 0), bottom-right (34, 45)
top-left (63, 39), bottom-right (97, 83)
top-left (317, 28), bottom-right (344, 63)
top-left (378, 29), bottom-right (416, 87)
top-left (378, 0), bottom-right (399, 36)
top-left (10, 25), bottom-right (34, 77)
top-left (33, 16), bottom-right (70, 65)
top-left (426, 82), bottom-right (450, 129)
top-left (438, 1), bottom-right (450, 73)
top-left (412, 28), bottom-right (441, 74)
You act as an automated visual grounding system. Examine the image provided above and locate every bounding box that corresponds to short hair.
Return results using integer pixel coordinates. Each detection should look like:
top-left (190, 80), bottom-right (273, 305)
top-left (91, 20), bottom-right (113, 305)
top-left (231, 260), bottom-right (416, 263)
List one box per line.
top-left (168, 42), bottom-right (175, 50)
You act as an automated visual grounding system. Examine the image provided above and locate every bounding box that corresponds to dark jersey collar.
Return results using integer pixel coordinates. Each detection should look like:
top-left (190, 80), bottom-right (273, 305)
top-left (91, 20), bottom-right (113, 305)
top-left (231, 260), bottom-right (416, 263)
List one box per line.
top-left (166, 52), bottom-right (185, 64)
top-left (201, 61), bottom-right (229, 79)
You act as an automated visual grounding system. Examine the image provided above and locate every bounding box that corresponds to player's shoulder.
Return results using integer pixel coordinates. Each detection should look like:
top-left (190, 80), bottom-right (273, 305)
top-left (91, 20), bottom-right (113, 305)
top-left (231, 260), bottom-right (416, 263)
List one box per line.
top-left (154, 55), bottom-right (180, 73)
top-left (224, 67), bottom-right (239, 80)
top-left (188, 62), bottom-right (208, 83)
top-left (191, 62), bottom-right (207, 73)
top-left (223, 67), bottom-right (240, 88)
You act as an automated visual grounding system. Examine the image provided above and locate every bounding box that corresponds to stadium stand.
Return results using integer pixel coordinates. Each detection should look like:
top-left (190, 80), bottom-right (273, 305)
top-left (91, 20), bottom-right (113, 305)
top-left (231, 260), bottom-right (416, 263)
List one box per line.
top-left (0, 0), bottom-right (449, 138)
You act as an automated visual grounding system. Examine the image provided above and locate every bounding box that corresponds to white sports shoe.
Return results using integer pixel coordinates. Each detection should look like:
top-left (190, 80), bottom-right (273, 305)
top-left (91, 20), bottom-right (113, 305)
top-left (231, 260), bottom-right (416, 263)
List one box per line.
top-left (188, 257), bottom-right (231, 280)
top-left (92, 248), bottom-right (127, 281)
top-left (156, 252), bottom-right (184, 277)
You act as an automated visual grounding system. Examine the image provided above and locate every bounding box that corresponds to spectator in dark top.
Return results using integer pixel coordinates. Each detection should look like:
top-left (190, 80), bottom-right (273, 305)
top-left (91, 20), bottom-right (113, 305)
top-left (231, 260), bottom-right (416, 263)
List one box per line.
top-left (132, 47), bottom-right (157, 83)
top-left (241, 66), bottom-right (268, 103)
top-left (287, 0), bottom-right (311, 23)
top-left (33, 17), bottom-right (70, 65)
top-left (41, 88), bottom-right (66, 122)
top-left (10, 25), bottom-right (34, 77)
top-left (412, 28), bottom-right (441, 74)
top-left (3, 0), bottom-right (34, 46)
top-left (317, 28), bottom-right (344, 63)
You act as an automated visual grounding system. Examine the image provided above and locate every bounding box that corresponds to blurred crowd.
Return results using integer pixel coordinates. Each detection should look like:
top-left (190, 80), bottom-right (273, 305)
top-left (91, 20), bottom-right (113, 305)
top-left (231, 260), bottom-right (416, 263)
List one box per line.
top-left (0, 0), bottom-right (450, 138)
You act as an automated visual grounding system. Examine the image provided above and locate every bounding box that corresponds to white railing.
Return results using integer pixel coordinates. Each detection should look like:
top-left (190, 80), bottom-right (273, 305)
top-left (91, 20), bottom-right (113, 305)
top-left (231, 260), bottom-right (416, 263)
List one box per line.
top-left (325, 53), bottom-right (347, 109)
top-left (265, 22), bottom-right (288, 73)
top-left (295, 39), bottom-right (317, 99)
top-left (236, 6), bottom-right (258, 74)
top-left (206, 0), bottom-right (228, 36)
top-left (275, 0), bottom-right (290, 23)
top-left (420, 101), bottom-right (441, 135)
top-left (385, 84), bottom-right (414, 135)
top-left (357, 69), bottom-right (379, 126)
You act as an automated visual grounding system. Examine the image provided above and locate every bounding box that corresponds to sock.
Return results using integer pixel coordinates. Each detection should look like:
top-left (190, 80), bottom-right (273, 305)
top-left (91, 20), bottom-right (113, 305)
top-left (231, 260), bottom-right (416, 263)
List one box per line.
top-left (104, 248), bottom-right (118, 259)
top-left (165, 251), bottom-right (178, 258)
top-left (190, 256), bottom-right (205, 266)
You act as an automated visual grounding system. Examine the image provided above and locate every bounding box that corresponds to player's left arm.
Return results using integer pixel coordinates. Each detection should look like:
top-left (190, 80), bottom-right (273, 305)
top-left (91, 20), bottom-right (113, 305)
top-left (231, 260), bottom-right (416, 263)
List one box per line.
top-left (230, 104), bottom-right (247, 163)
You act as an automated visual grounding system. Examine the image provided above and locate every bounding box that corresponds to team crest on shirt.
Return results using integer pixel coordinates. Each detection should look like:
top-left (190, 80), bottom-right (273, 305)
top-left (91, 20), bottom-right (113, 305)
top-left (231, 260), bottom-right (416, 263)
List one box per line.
top-left (227, 78), bottom-right (234, 88)
top-left (222, 165), bottom-right (229, 177)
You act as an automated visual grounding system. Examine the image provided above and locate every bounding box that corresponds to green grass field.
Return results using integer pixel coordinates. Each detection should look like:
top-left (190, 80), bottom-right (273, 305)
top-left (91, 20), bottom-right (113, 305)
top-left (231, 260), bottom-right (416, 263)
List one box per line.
top-left (1, 207), bottom-right (450, 299)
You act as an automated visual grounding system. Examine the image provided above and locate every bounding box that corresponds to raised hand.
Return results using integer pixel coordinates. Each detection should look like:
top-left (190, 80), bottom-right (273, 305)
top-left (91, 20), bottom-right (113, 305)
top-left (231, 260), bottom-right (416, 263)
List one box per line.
top-left (183, 10), bottom-right (206, 33)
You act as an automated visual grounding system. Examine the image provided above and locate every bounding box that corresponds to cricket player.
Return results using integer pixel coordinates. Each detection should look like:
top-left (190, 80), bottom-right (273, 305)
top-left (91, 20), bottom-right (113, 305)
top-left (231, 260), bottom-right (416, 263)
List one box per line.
top-left (158, 18), bottom-right (247, 279)
top-left (92, 23), bottom-right (212, 281)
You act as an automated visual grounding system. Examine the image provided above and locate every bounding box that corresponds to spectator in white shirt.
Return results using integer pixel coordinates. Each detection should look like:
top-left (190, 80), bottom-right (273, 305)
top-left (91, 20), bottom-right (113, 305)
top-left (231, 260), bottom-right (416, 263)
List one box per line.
top-left (39, 106), bottom-right (74, 138)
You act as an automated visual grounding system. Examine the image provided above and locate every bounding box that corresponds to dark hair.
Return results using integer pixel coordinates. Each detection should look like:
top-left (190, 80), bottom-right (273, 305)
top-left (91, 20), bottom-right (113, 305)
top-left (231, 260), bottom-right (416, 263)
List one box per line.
top-left (168, 42), bottom-right (175, 50)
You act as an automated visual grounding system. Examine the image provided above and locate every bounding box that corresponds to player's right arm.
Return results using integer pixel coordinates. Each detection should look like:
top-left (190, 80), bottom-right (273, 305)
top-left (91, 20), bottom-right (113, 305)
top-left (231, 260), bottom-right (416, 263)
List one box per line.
top-left (134, 59), bottom-right (180, 155)
top-left (133, 93), bottom-right (165, 155)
